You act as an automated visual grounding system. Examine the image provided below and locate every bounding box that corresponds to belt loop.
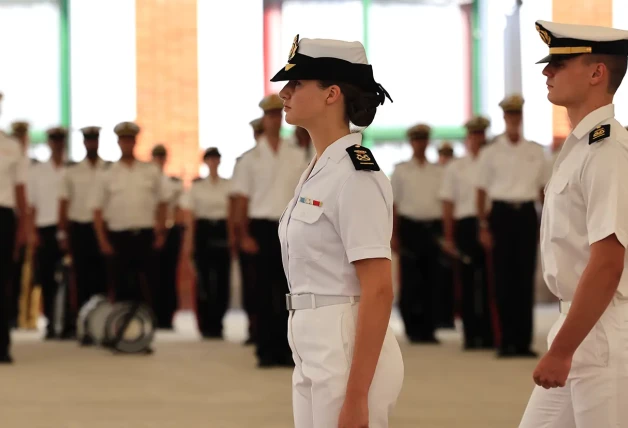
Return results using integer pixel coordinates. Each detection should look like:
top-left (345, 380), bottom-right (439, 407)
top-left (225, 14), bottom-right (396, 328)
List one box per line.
top-left (311, 294), bottom-right (316, 309)
top-left (349, 296), bottom-right (355, 305)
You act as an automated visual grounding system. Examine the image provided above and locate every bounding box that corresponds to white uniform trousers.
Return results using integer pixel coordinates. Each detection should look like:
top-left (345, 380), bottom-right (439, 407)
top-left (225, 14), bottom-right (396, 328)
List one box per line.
top-left (519, 301), bottom-right (628, 427)
top-left (288, 302), bottom-right (404, 428)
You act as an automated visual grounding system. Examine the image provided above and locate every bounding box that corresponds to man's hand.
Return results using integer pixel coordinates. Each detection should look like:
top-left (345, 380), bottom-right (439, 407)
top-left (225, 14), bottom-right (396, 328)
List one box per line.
top-left (338, 395), bottom-right (369, 428)
top-left (30, 229), bottom-right (41, 248)
top-left (240, 234), bottom-right (259, 254)
top-left (441, 238), bottom-right (458, 258)
top-left (479, 227), bottom-right (493, 251)
top-left (99, 239), bottom-right (114, 256)
top-left (532, 350), bottom-right (572, 389)
top-left (153, 232), bottom-right (166, 250)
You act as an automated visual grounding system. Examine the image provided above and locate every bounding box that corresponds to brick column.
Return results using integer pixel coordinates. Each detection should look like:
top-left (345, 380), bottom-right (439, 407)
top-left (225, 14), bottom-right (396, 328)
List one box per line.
top-left (552, 0), bottom-right (613, 142)
top-left (135, 0), bottom-right (200, 182)
top-left (135, 0), bottom-right (200, 311)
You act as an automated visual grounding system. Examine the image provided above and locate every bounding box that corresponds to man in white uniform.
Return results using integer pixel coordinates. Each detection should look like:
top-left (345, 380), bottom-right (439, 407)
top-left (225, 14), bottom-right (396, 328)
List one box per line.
top-left (519, 21), bottom-right (628, 427)
top-left (92, 122), bottom-right (168, 316)
top-left (391, 124), bottom-right (445, 343)
top-left (476, 95), bottom-right (546, 358)
top-left (151, 144), bottom-right (182, 329)
top-left (441, 116), bottom-right (496, 350)
top-left (28, 127), bottom-right (70, 340)
top-left (0, 92), bottom-right (28, 362)
top-left (58, 126), bottom-right (108, 343)
top-left (231, 94), bottom-right (307, 367)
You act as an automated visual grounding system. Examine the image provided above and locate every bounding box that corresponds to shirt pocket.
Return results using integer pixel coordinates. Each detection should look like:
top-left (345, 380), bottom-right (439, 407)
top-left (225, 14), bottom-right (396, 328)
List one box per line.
top-left (288, 203), bottom-right (324, 260)
top-left (547, 173), bottom-right (570, 238)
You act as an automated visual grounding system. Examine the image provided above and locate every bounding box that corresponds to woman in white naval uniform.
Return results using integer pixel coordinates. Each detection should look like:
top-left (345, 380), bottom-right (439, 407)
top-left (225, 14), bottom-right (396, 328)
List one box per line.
top-left (271, 36), bottom-right (404, 428)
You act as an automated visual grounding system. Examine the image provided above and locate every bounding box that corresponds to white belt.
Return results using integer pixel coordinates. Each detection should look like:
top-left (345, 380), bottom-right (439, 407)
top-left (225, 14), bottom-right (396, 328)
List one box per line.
top-left (560, 298), bottom-right (628, 314)
top-left (286, 293), bottom-right (360, 311)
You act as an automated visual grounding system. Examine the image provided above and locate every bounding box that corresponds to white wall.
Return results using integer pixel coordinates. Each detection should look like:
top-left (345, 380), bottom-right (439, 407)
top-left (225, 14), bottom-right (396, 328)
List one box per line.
top-left (0, 0), bottom-right (60, 154)
top-left (197, 0), bottom-right (264, 179)
top-left (69, 0), bottom-right (137, 162)
top-left (613, 0), bottom-right (628, 126)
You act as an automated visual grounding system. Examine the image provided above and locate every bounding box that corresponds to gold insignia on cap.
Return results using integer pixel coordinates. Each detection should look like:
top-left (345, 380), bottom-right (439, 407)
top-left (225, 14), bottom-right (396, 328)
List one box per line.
top-left (285, 64), bottom-right (296, 71)
top-left (536, 24), bottom-right (551, 46)
top-left (288, 34), bottom-right (299, 61)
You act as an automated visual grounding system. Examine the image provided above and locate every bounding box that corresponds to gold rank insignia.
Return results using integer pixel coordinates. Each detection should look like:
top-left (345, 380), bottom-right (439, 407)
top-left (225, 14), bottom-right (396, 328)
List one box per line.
top-left (288, 34), bottom-right (299, 61)
top-left (589, 124), bottom-right (610, 145)
top-left (536, 24), bottom-right (551, 45)
top-left (346, 144), bottom-right (380, 171)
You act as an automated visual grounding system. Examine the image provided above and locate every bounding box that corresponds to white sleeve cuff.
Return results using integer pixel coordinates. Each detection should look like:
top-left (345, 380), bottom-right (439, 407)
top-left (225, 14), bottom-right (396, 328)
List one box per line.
top-left (588, 227), bottom-right (628, 248)
top-left (346, 246), bottom-right (391, 263)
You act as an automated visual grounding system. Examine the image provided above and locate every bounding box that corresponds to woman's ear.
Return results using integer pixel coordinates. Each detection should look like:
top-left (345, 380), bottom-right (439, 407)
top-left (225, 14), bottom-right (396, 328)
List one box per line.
top-left (326, 84), bottom-right (342, 105)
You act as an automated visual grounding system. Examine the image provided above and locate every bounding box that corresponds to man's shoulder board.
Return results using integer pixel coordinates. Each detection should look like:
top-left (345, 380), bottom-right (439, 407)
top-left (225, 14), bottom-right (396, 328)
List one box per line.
top-left (346, 145), bottom-right (380, 171)
top-left (589, 124), bottom-right (611, 145)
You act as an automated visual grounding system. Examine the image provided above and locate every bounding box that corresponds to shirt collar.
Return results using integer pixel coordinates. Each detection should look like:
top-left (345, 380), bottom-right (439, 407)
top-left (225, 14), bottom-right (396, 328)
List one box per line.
top-left (572, 104), bottom-right (615, 140)
top-left (320, 132), bottom-right (363, 163)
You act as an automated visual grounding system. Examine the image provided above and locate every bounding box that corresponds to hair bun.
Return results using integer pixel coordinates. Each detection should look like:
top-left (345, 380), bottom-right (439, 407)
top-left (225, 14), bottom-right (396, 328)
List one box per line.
top-left (347, 92), bottom-right (380, 127)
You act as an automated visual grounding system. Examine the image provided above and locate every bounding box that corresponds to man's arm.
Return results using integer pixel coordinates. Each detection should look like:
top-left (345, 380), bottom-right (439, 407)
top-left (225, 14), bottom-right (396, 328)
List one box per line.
top-left (93, 209), bottom-right (113, 255)
top-left (547, 234), bottom-right (624, 358)
top-left (14, 184), bottom-right (27, 248)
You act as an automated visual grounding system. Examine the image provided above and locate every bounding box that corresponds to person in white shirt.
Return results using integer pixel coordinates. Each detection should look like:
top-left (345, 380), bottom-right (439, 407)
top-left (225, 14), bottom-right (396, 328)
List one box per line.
top-left (519, 21), bottom-right (628, 428)
top-left (476, 94), bottom-right (546, 358)
top-left (272, 35), bottom-right (403, 427)
top-left (181, 147), bottom-right (232, 339)
top-left (391, 123), bottom-right (445, 344)
top-left (232, 94), bottom-right (307, 368)
top-left (230, 118), bottom-right (263, 346)
top-left (151, 143), bottom-right (182, 330)
top-left (57, 126), bottom-right (108, 344)
top-left (8, 121), bottom-right (30, 330)
top-left (92, 122), bottom-right (168, 320)
top-left (0, 92), bottom-right (28, 363)
top-left (437, 141), bottom-right (454, 166)
top-left (28, 127), bottom-right (71, 340)
top-left (441, 116), bottom-right (496, 350)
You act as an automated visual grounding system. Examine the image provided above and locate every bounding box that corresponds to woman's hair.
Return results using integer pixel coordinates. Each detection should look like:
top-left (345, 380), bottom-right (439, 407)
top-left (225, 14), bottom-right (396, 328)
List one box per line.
top-left (317, 81), bottom-right (381, 127)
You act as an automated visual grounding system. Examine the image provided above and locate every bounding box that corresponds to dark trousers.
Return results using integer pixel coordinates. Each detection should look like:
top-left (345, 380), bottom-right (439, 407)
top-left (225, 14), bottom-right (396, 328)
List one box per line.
top-left (398, 217), bottom-right (443, 341)
top-left (240, 250), bottom-right (257, 341)
top-left (157, 225), bottom-right (182, 328)
top-left (490, 201), bottom-right (538, 352)
top-left (250, 219), bottom-right (290, 363)
top-left (108, 229), bottom-right (158, 310)
top-left (455, 217), bottom-right (495, 348)
top-left (0, 208), bottom-right (16, 354)
top-left (36, 226), bottom-right (63, 335)
top-left (194, 220), bottom-right (230, 337)
top-left (9, 245), bottom-right (25, 327)
top-left (69, 222), bottom-right (107, 311)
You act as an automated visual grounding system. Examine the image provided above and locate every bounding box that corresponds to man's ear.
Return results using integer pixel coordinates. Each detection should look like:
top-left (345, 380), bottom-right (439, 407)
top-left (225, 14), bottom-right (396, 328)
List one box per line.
top-left (591, 63), bottom-right (606, 85)
top-left (326, 84), bottom-right (342, 105)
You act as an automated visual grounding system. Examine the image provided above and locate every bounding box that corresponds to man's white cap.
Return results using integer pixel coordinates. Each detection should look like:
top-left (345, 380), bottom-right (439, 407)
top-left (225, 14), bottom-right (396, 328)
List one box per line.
top-left (270, 34), bottom-right (392, 104)
top-left (535, 20), bottom-right (628, 63)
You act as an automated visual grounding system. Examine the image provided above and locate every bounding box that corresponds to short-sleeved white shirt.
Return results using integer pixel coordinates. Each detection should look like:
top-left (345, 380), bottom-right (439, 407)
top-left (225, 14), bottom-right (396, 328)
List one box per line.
top-left (541, 104), bottom-right (628, 301)
top-left (278, 133), bottom-right (393, 297)
top-left (58, 158), bottom-right (108, 223)
top-left (390, 159), bottom-right (443, 221)
top-left (475, 134), bottom-right (547, 202)
top-left (28, 160), bottom-right (65, 227)
top-left (180, 177), bottom-right (230, 220)
top-left (230, 137), bottom-right (308, 220)
top-left (90, 160), bottom-right (168, 231)
top-left (0, 132), bottom-right (27, 209)
top-left (439, 155), bottom-right (485, 219)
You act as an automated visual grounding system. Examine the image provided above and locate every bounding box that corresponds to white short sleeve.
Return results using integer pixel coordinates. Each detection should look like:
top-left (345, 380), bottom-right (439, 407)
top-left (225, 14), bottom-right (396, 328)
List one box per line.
top-left (58, 170), bottom-right (70, 200)
top-left (439, 162), bottom-right (456, 202)
top-left (581, 142), bottom-right (628, 247)
top-left (335, 171), bottom-right (393, 263)
top-left (390, 164), bottom-right (403, 205)
top-left (179, 188), bottom-right (192, 211)
top-left (475, 146), bottom-right (492, 190)
top-left (230, 156), bottom-right (252, 197)
top-left (15, 156), bottom-right (28, 185)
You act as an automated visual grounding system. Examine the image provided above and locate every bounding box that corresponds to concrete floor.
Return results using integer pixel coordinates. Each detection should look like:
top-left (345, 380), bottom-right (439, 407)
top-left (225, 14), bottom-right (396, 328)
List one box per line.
top-left (0, 305), bottom-right (558, 428)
